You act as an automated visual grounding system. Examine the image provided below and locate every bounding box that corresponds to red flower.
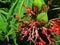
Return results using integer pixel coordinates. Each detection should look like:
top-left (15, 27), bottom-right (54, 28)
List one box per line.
top-left (26, 8), bottom-right (31, 13)
top-left (51, 42), bottom-right (54, 45)
top-left (15, 15), bottom-right (19, 19)
top-left (51, 25), bottom-right (60, 36)
top-left (38, 41), bottom-right (44, 45)
top-left (52, 25), bottom-right (60, 31)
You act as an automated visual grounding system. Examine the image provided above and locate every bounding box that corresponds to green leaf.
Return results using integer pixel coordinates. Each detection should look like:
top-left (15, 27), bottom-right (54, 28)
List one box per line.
top-left (24, 0), bottom-right (34, 8)
top-left (7, 18), bottom-right (16, 35)
top-left (11, 32), bottom-right (17, 45)
top-left (37, 12), bottom-right (48, 22)
top-left (0, 35), bottom-right (4, 41)
top-left (0, 13), bottom-right (8, 33)
top-left (33, 0), bottom-right (45, 10)
top-left (14, 0), bottom-right (34, 18)
top-left (57, 13), bottom-right (60, 18)
top-left (54, 35), bottom-right (60, 40)
top-left (7, 0), bottom-right (18, 19)
top-left (13, 0), bottom-right (25, 18)
top-left (53, 35), bottom-right (60, 44)
top-left (0, 9), bottom-right (8, 15)
top-left (44, 22), bottom-right (50, 27)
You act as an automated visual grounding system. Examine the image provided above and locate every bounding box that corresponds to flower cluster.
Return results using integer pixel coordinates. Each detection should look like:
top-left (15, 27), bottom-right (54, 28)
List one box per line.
top-left (18, 20), bottom-right (43, 40)
top-left (49, 18), bottom-right (60, 36)
top-left (14, 4), bottom-right (60, 45)
top-left (41, 18), bottom-right (60, 45)
top-left (14, 18), bottom-right (60, 45)
top-left (18, 20), bottom-right (46, 45)
top-left (14, 2), bottom-right (60, 45)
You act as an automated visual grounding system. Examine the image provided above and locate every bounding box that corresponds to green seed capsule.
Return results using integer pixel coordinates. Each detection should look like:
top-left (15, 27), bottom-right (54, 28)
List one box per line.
top-left (37, 12), bottom-right (48, 22)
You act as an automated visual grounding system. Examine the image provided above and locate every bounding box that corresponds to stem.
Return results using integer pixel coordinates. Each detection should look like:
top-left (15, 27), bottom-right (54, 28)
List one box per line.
top-left (7, 36), bottom-right (9, 42)
top-left (34, 38), bottom-right (36, 45)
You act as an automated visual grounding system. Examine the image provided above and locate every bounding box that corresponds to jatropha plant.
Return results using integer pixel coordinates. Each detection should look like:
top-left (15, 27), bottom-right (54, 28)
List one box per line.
top-left (14, 0), bottom-right (60, 45)
top-left (0, 0), bottom-right (60, 45)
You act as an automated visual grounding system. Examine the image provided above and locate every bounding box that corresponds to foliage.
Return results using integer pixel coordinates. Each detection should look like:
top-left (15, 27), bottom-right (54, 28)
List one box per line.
top-left (0, 0), bottom-right (60, 45)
